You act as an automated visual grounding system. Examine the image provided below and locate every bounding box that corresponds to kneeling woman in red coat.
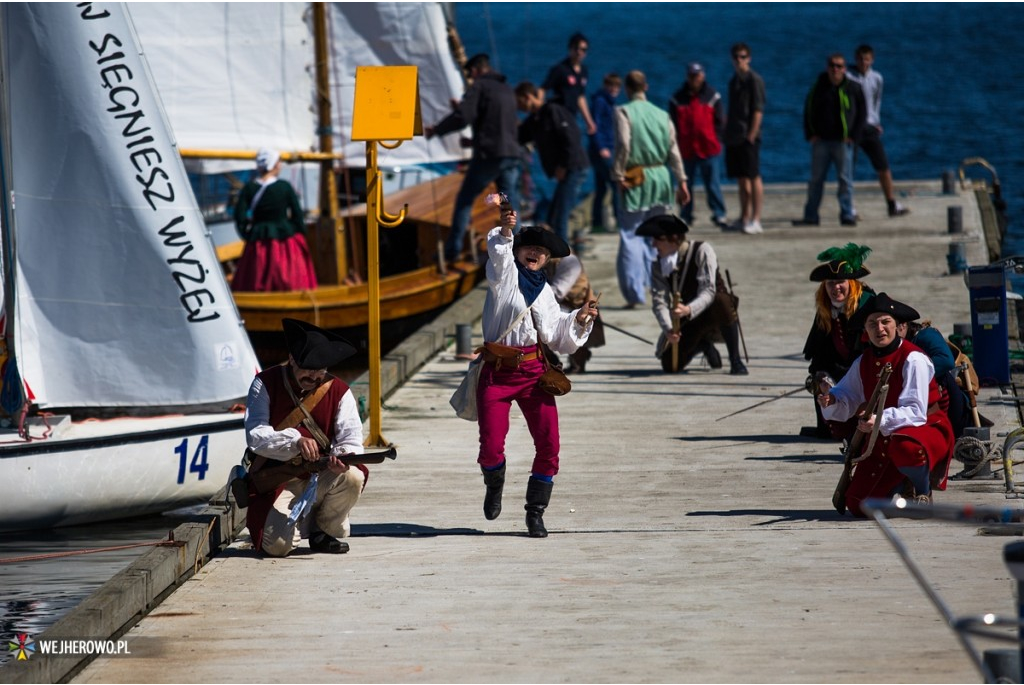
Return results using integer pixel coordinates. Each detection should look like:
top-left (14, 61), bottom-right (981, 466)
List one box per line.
top-left (817, 293), bottom-right (954, 517)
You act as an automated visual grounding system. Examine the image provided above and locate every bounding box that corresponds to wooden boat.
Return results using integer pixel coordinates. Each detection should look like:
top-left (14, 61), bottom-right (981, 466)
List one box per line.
top-left (0, 3), bottom-right (261, 532)
top-left (131, 3), bottom-right (492, 357)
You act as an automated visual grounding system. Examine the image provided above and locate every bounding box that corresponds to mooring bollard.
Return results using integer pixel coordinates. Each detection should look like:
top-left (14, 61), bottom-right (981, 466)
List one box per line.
top-left (455, 323), bottom-right (475, 359)
top-left (947, 242), bottom-right (967, 275)
top-left (942, 169), bottom-right (957, 195)
top-left (947, 206), bottom-right (963, 234)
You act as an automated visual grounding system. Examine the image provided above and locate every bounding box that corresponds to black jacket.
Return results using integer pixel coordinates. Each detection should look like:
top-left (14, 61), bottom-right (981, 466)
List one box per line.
top-left (517, 101), bottom-right (589, 178)
top-left (433, 71), bottom-right (520, 159)
top-left (802, 72), bottom-right (866, 142)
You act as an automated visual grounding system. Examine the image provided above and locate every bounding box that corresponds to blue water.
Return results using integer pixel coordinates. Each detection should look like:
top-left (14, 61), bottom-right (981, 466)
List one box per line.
top-left (453, 2), bottom-right (1024, 249)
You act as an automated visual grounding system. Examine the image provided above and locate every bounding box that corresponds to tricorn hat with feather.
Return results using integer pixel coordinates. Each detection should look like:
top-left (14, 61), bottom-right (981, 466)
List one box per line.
top-left (809, 243), bottom-right (871, 282)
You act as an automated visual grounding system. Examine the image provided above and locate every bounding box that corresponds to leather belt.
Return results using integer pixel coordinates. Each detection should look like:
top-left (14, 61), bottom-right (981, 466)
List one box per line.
top-left (480, 348), bottom-right (541, 369)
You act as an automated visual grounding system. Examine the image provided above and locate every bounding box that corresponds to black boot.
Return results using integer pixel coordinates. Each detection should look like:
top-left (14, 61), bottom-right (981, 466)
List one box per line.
top-left (524, 477), bottom-right (553, 538)
top-left (721, 323), bottom-right (748, 375)
top-left (481, 463), bottom-right (506, 520)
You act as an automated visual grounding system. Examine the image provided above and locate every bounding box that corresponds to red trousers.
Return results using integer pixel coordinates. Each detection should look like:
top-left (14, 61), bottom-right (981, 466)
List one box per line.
top-left (476, 349), bottom-right (560, 478)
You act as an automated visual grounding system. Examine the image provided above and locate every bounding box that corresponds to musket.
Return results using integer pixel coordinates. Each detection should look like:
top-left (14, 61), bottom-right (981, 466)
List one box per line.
top-left (832, 363), bottom-right (892, 514)
top-left (715, 385), bottom-right (805, 422)
top-left (959, 361), bottom-right (982, 428)
top-left (724, 269), bottom-right (748, 363)
top-left (249, 446), bottom-right (398, 495)
top-left (670, 291), bottom-right (681, 372)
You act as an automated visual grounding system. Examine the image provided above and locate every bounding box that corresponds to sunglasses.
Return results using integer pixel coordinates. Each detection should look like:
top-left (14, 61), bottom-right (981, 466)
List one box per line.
top-left (829, 62), bottom-right (846, 70)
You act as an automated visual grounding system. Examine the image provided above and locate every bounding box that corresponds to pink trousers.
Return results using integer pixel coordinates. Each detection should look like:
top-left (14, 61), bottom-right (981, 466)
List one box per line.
top-left (476, 349), bottom-right (560, 477)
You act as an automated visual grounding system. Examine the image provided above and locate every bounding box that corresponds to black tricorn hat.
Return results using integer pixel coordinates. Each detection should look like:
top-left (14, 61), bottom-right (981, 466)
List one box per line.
top-left (848, 292), bottom-right (921, 331)
top-left (282, 318), bottom-right (356, 369)
top-left (512, 226), bottom-right (571, 258)
top-left (809, 243), bottom-right (872, 282)
top-left (635, 214), bottom-right (690, 238)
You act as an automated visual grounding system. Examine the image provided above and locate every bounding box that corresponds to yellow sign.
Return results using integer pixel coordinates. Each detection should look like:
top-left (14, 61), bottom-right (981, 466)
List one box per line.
top-left (351, 65), bottom-right (422, 141)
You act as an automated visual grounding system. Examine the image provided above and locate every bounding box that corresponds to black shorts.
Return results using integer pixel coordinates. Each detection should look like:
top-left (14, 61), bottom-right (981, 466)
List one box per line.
top-left (856, 125), bottom-right (889, 172)
top-left (725, 140), bottom-right (760, 179)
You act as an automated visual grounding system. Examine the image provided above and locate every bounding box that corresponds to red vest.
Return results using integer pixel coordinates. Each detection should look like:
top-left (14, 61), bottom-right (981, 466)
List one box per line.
top-left (259, 364), bottom-right (349, 442)
top-left (858, 339), bottom-right (941, 411)
top-left (246, 365), bottom-right (352, 550)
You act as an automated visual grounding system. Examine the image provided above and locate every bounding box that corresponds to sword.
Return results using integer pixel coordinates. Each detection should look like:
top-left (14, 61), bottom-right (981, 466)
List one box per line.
top-left (600, 320), bottom-right (656, 346)
top-left (715, 386), bottom-right (805, 421)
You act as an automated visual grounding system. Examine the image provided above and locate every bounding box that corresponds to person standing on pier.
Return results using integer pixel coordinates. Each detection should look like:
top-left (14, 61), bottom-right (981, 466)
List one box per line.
top-left (243, 319), bottom-right (366, 556)
top-left (846, 44), bottom-right (911, 218)
top-left (514, 82), bottom-right (590, 252)
top-left (817, 293), bottom-right (955, 516)
top-left (476, 204), bottom-right (597, 538)
top-left (612, 70), bottom-right (689, 309)
top-left (802, 243), bottom-right (875, 439)
top-left (425, 53), bottom-right (520, 263)
top-left (540, 32), bottom-right (597, 136)
top-left (669, 61), bottom-right (729, 230)
top-left (588, 73), bottom-right (622, 234)
top-left (640, 214), bottom-right (746, 375)
top-left (723, 42), bottom-right (765, 235)
top-left (793, 53), bottom-right (866, 227)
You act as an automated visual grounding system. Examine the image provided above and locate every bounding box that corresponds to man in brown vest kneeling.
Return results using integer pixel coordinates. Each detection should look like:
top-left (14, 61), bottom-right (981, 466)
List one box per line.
top-left (638, 214), bottom-right (746, 375)
top-left (243, 319), bottom-right (367, 556)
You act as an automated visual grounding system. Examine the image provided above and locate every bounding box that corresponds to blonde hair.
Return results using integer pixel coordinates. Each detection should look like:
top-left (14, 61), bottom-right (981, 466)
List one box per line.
top-left (814, 280), bottom-right (864, 334)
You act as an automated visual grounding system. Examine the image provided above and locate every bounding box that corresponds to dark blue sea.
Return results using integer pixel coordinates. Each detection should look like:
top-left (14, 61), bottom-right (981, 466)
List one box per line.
top-left (453, 1), bottom-right (1024, 252)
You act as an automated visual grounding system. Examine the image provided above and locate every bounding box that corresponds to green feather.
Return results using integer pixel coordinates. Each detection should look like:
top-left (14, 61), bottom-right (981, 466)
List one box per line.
top-left (815, 243), bottom-right (871, 271)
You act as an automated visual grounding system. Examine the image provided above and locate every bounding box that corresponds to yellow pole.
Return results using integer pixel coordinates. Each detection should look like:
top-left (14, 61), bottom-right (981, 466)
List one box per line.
top-left (365, 142), bottom-right (385, 447)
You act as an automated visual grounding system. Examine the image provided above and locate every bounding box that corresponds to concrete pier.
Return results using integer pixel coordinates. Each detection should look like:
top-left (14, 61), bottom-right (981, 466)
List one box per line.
top-left (35, 180), bottom-right (1024, 683)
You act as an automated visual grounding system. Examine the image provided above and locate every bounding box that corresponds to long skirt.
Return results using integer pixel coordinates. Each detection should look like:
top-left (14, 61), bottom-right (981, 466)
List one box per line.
top-left (232, 234), bottom-right (318, 292)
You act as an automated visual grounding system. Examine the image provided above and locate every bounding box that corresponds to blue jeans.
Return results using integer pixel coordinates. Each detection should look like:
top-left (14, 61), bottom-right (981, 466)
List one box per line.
top-left (547, 167), bottom-right (586, 245)
top-left (446, 156), bottom-right (520, 261)
top-left (588, 149), bottom-right (620, 230)
top-left (802, 140), bottom-right (854, 222)
top-left (681, 154), bottom-right (727, 223)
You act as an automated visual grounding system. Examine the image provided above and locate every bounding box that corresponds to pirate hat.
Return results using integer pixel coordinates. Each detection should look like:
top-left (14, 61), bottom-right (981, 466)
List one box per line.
top-left (848, 292), bottom-right (920, 331)
top-left (282, 318), bottom-right (356, 369)
top-left (512, 226), bottom-right (571, 258)
top-left (635, 214), bottom-right (690, 238)
top-left (809, 243), bottom-right (871, 281)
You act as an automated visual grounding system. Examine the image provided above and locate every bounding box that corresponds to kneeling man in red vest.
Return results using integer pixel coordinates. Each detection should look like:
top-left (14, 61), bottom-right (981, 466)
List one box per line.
top-left (818, 293), bottom-right (954, 517)
top-left (244, 319), bottom-right (367, 556)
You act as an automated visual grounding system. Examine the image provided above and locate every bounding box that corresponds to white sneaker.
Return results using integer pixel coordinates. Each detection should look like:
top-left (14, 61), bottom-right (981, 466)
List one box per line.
top-left (742, 220), bottom-right (763, 235)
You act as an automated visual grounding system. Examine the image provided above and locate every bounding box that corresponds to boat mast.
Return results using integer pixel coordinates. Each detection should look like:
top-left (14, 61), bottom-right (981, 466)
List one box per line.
top-left (312, 2), bottom-right (345, 286)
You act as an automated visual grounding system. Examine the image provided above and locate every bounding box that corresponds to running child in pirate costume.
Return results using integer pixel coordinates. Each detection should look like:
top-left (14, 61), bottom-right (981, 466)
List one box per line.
top-left (243, 319), bottom-right (365, 556)
top-left (639, 214), bottom-right (746, 375)
top-left (476, 203), bottom-right (598, 538)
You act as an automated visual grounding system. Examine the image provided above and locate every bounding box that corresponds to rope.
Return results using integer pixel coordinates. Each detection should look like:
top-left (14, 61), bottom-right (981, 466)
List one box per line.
top-left (193, 518), bottom-right (217, 575)
top-left (0, 540), bottom-right (171, 564)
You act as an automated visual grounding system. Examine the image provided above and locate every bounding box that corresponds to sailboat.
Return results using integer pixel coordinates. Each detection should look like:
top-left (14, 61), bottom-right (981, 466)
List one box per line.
top-left (0, 3), bottom-right (262, 532)
top-left (129, 3), bottom-right (495, 355)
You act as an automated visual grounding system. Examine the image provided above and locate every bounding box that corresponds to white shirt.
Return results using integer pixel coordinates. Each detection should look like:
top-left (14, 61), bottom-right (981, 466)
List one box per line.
top-left (482, 227), bottom-right (591, 354)
top-left (244, 374), bottom-right (364, 462)
top-left (847, 66), bottom-right (883, 128)
top-left (652, 241), bottom-right (718, 333)
top-left (822, 343), bottom-right (934, 435)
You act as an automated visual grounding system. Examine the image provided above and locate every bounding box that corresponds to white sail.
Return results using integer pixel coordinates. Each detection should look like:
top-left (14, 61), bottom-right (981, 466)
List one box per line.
top-left (0, 2), bottom-right (260, 409)
top-left (127, 2), bottom-right (316, 175)
top-left (327, 2), bottom-right (468, 168)
top-left (129, 2), bottom-right (468, 172)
